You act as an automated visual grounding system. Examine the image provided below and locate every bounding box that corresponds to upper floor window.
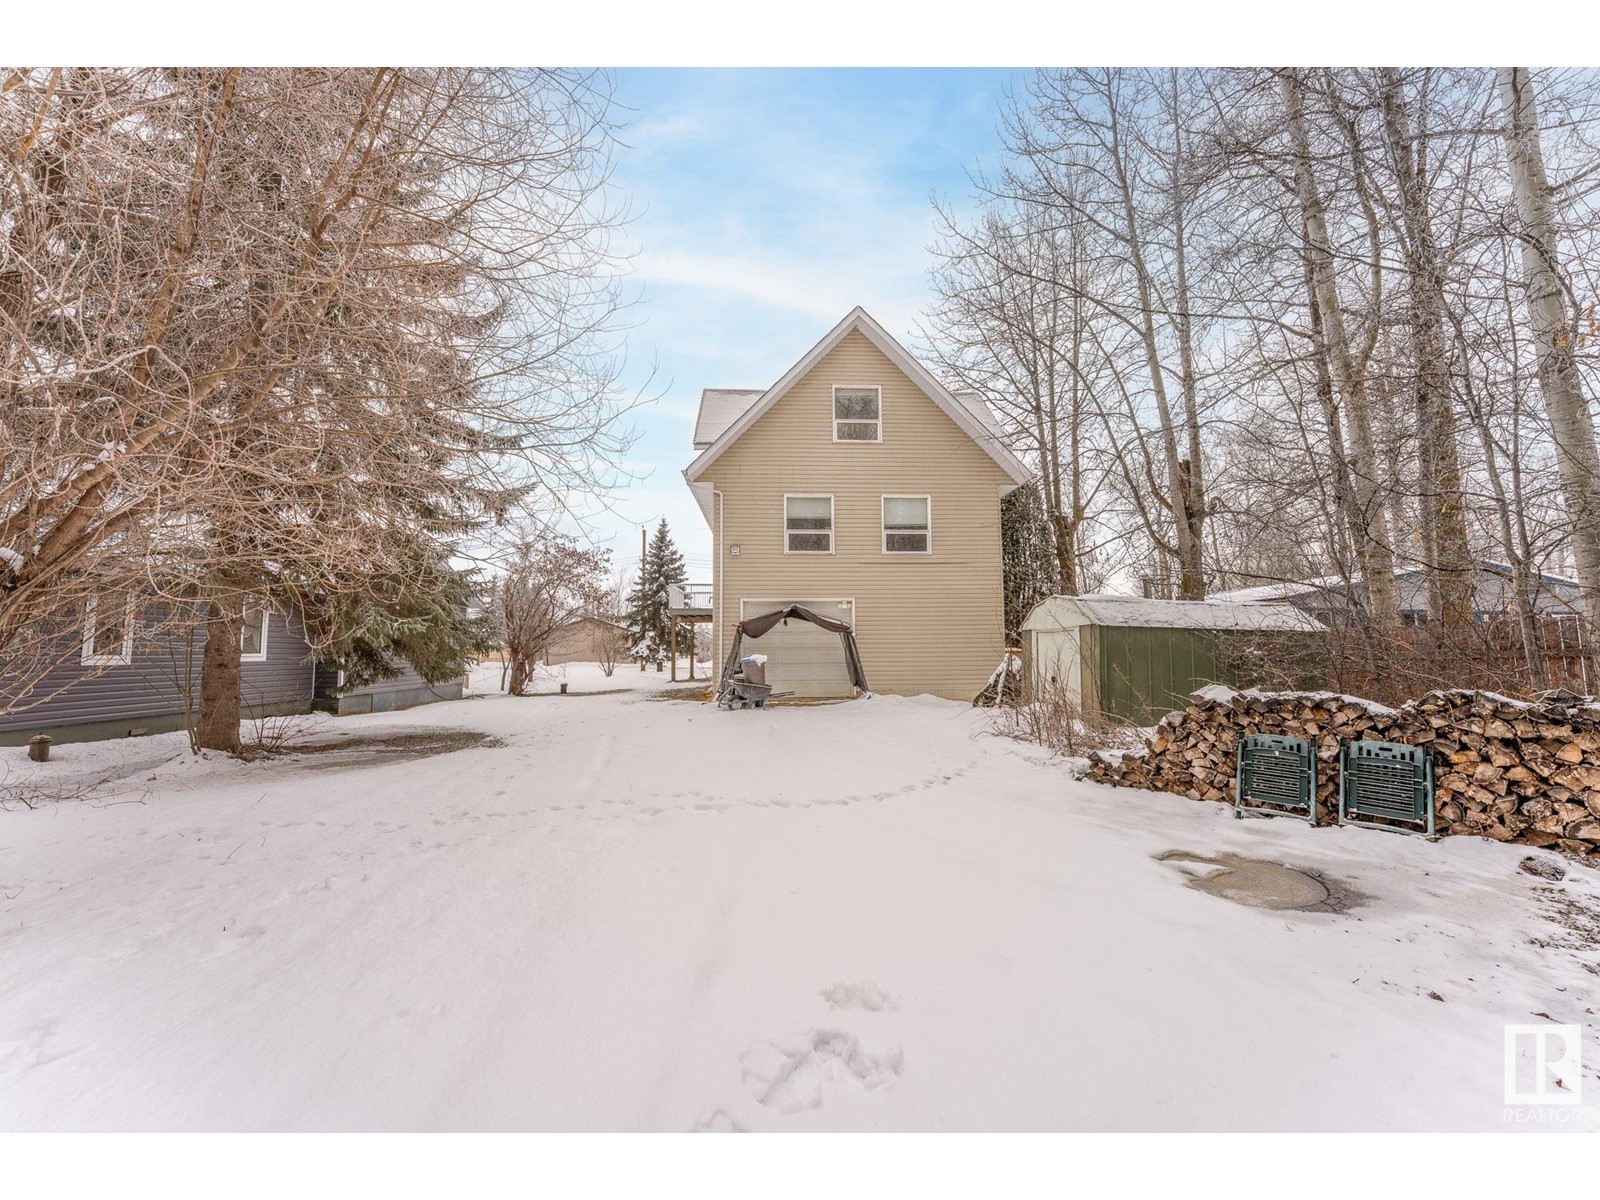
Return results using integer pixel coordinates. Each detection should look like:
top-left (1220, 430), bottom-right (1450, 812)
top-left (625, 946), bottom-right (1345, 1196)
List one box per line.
top-left (785, 494), bottom-right (834, 554)
top-left (241, 605), bottom-right (269, 661)
top-left (833, 386), bottom-right (881, 442)
top-left (882, 495), bottom-right (932, 554)
top-left (81, 595), bottom-right (133, 666)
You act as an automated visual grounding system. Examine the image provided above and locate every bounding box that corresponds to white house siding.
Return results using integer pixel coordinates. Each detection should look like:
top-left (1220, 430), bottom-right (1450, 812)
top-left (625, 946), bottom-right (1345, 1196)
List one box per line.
top-left (695, 330), bottom-right (1014, 700)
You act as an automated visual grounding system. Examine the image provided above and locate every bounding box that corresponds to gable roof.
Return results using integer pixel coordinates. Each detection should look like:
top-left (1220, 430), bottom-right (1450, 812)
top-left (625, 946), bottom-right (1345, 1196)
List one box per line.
top-left (683, 306), bottom-right (1031, 487)
top-left (692, 389), bottom-right (764, 449)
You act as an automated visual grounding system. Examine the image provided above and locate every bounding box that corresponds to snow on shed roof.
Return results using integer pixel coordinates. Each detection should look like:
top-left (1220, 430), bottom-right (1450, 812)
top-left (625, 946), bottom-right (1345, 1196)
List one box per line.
top-left (692, 388), bottom-right (765, 449)
top-left (1022, 593), bottom-right (1326, 633)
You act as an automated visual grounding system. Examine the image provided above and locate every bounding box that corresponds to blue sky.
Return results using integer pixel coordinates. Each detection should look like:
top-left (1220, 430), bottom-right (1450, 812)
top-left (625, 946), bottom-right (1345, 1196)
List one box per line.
top-left (570, 68), bottom-right (1026, 584)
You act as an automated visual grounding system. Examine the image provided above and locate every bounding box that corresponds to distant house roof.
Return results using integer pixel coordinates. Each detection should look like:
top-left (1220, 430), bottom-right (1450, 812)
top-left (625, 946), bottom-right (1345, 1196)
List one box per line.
top-left (692, 389), bottom-right (765, 450)
top-left (1206, 578), bottom-right (1347, 605)
top-left (1208, 561), bottom-right (1580, 606)
top-left (684, 307), bottom-right (1031, 487)
top-left (1022, 593), bottom-right (1326, 634)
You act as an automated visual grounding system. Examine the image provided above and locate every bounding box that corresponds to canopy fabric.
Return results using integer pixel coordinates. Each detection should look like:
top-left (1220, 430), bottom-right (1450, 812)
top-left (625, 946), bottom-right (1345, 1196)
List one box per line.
top-left (716, 605), bottom-right (870, 700)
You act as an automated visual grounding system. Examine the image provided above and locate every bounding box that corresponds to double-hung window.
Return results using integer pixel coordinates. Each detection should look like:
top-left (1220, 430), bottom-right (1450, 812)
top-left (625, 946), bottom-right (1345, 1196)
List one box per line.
top-left (785, 495), bottom-right (834, 554)
top-left (882, 495), bottom-right (932, 555)
top-left (81, 595), bottom-right (133, 666)
top-left (832, 386), bottom-right (881, 442)
top-left (241, 605), bottom-right (269, 661)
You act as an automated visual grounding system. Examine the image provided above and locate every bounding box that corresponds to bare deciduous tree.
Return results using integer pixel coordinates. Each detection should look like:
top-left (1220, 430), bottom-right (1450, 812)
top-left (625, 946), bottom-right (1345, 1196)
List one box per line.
top-left (494, 526), bottom-right (611, 696)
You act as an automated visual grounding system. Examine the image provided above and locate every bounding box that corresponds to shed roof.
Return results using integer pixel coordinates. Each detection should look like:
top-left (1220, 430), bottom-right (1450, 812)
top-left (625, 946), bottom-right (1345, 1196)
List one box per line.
top-left (1022, 593), bottom-right (1326, 633)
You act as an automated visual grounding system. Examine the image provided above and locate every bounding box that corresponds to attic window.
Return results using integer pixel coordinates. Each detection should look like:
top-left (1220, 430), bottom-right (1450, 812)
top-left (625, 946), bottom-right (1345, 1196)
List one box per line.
top-left (833, 386), bottom-right (881, 442)
top-left (785, 495), bottom-right (834, 554)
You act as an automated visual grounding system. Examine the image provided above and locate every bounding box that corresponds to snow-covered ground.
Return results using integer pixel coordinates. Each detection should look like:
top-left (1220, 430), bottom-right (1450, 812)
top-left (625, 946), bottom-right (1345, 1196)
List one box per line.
top-left (2, 670), bottom-right (1597, 1131)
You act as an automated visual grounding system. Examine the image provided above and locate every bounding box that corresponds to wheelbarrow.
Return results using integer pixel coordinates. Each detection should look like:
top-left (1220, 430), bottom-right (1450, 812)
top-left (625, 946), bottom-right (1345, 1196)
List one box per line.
top-left (718, 655), bottom-right (793, 709)
top-left (722, 679), bottom-right (782, 709)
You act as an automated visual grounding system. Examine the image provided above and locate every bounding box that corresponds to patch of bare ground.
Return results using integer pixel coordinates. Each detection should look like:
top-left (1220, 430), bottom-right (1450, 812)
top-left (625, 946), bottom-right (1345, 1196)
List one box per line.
top-left (1529, 883), bottom-right (1600, 977)
top-left (650, 686), bottom-right (714, 703)
top-left (282, 730), bottom-right (504, 771)
top-left (1157, 849), bottom-right (1368, 913)
top-left (513, 688), bottom-right (633, 699)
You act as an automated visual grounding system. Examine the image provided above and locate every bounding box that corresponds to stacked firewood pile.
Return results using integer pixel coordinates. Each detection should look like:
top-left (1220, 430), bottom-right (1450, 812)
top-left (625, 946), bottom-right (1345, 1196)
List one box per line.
top-left (1085, 687), bottom-right (1600, 859)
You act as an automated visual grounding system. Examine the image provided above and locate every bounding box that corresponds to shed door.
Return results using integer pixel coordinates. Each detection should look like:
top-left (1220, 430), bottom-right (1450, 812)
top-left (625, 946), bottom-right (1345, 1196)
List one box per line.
top-left (1033, 628), bottom-right (1084, 706)
top-left (739, 598), bottom-right (855, 698)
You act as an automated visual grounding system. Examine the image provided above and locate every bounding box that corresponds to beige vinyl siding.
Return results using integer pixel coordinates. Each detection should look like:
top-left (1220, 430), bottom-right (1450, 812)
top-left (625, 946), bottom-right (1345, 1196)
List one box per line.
top-left (699, 329), bottom-right (1010, 699)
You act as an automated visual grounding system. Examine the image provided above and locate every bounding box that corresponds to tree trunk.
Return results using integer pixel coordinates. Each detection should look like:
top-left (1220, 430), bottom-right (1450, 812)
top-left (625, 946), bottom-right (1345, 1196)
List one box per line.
top-left (1304, 258), bottom-right (1363, 579)
top-left (508, 654), bottom-right (532, 696)
top-left (1167, 68), bottom-right (1208, 599)
top-left (196, 591), bottom-right (244, 754)
top-left (1281, 68), bottom-right (1402, 628)
top-left (1103, 88), bottom-right (1203, 600)
top-left (1456, 331), bottom-right (1548, 690)
top-left (1378, 69), bottom-right (1473, 629)
top-left (1497, 67), bottom-right (1600, 671)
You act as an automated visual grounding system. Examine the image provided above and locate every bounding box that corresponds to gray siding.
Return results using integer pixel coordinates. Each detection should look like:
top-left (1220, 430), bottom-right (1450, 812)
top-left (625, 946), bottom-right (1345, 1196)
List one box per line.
top-left (0, 608), bottom-right (316, 744)
top-left (334, 663), bottom-right (463, 714)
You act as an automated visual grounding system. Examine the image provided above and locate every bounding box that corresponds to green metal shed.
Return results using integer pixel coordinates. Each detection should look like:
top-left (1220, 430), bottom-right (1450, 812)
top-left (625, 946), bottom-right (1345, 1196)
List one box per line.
top-left (1019, 594), bottom-right (1326, 725)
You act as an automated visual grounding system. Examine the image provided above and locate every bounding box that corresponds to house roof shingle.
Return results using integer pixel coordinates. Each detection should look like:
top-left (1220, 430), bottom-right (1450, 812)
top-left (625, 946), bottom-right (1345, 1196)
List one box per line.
top-left (691, 389), bottom-right (764, 449)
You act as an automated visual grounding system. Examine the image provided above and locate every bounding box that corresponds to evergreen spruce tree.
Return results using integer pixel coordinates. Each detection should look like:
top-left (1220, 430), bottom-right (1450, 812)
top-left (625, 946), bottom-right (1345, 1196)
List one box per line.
top-left (1000, 483), bottom-right (1059, 644)
top-left (625, 519), bottom-right (690, 668)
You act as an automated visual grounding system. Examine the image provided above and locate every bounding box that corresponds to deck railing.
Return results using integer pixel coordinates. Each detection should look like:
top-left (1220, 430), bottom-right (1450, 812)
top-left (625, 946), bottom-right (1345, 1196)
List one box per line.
top-left (667, 582), bottom-right (713, 614)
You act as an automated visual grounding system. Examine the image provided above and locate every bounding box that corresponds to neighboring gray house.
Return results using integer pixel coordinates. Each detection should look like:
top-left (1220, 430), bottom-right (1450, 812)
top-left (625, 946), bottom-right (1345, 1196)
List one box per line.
top-left (0, 601), bottom-right (461, 746)
top-left (315, 661), bottom-right (464, 716)
top-left (1208, 562), bottom-right (1582, 626)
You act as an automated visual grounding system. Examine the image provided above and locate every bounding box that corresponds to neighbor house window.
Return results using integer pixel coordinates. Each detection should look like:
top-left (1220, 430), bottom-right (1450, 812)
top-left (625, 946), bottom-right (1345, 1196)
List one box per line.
top-left (882, 495), bottom-right (931, 554)
top-left (785, 495), bottom-right (834, 553)
top-left (240, 605), bottom-right (269, 662)
top-left (81, 595), bottom-right (133, 666)
top-left (833, 386), bottom-right (881, 442)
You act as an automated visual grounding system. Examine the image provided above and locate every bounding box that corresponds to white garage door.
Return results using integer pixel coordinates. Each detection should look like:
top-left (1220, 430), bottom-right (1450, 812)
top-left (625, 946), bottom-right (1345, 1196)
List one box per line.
top-left (739, 598), bottom-right (856, 699)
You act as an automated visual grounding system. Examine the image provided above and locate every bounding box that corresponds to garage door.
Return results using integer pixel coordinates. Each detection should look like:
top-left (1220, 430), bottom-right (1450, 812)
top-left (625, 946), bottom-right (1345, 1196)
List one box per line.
top-left (739, 598), bottom-right (856, 699)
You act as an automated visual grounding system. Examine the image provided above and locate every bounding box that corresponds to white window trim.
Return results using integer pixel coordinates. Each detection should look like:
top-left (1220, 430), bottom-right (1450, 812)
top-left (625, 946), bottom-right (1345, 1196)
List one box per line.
top-left (241, 606), bottom-right (270, 663)
top-left (881, 494), bottom-right (933, 556)
top-left (831, 384), bottom-right (883, 444)
top-left (81, 595), bottom-right (134, 666)
top-left (783, 493), bottom-right (835, 555)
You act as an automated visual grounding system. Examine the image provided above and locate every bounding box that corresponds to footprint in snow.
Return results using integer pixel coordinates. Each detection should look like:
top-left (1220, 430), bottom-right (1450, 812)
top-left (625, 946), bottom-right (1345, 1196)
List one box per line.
top-left (692, 1109), bottom-right (746, 1133)
top-left (740, 1029), bottom-right (904, 1114)
top-left (820, 981), bottom-right (900, 1013)
top-left (207, 923), bottom-right (266, 957)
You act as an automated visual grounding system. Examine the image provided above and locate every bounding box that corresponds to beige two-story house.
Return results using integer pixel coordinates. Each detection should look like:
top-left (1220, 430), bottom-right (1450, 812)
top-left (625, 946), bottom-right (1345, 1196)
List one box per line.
top-left (684, 307), bottom-right (1030, 700)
